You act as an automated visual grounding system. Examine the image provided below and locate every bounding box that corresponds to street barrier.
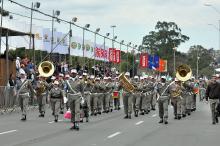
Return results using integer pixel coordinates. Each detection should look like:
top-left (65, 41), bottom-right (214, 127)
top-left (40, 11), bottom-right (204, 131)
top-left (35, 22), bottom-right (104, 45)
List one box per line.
top-left (0, 86), bottom-right (38, 114)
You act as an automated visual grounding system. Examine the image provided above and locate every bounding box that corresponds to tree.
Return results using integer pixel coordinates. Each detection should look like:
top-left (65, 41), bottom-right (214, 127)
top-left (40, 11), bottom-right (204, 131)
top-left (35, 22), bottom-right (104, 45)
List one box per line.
top-left (142, 21), bottom-right (189, 74)
top-left (187, 45), bottom-right (214, 77)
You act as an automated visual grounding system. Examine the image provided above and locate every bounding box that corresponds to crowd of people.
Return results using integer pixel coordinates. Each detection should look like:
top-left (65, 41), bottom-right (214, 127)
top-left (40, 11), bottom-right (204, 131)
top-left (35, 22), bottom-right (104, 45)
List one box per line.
top-left (12, 56), bottom-right (220, 131)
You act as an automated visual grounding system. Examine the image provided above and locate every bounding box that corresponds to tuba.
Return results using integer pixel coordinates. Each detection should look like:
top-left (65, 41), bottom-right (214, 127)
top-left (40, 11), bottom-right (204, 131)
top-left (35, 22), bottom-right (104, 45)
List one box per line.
top-left (118, 73), bottom-right (135, 93)
top-left (38, 61), bottom-right (55, 78)
top-left (176, 64), bottom-right (192, 82)
top-left (36, 81), bottom-right (46, 95)
top-left (170, 64), bottom-right (192, 98)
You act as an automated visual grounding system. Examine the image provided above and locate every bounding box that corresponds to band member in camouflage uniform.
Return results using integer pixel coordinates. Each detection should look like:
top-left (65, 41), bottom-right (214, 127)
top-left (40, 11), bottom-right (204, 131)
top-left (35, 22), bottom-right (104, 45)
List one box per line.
top-left (58, 73), bottom-right (65, 114)
top-left (132, 76), bottom-right (141, 117)
top-left (156, 76), bottom-right (171, 124)
top-left (183, 80), bottom-right (194, 116)
top-left (65, 75), bottom-right (84, 130)
top-left (35, 75), bottom-right (50, 117)
top-left (16, 69), bottom-right (35, 121)
top-left (170, 78), bottom-right (183, 120)
top-left (119, 72), bottom-right (133, 119)
top-left (48, 80), bottom-right (64, 122)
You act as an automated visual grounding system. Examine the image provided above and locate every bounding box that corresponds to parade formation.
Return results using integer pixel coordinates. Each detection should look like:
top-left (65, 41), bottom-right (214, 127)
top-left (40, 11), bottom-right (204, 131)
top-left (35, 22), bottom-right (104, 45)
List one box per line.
top-left (14, 60), bottom-right (214, 131)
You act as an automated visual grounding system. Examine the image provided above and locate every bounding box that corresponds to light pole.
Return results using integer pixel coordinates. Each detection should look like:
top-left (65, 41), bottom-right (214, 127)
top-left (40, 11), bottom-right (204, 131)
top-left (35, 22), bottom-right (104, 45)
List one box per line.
top-left (82, 24), bottom-right (90, 70)
top-left (103, 32), bottom-right (110, 76)
top-left (120, 40), bottom-right (124, 73)
top-left (127, 42), bottom-right (131, 72)
top-left (0, 0), bottom-right (4, 55)
top-left (196, 47), bottom-right (200, 79)
top-left (68, 17), bottom-right (77, 66)
top-left (93, 28), bottom-right (100, 75)
top-left (205, 4), bottom-right (220, 51)
top-left (51, 10), bottom-right (60, 60)
top-left (133, 45), bottom-right (137, 77)
top-left (29, 2), bottom-right (40, 63)
top-left (111, 25), bottom-right (116, 46)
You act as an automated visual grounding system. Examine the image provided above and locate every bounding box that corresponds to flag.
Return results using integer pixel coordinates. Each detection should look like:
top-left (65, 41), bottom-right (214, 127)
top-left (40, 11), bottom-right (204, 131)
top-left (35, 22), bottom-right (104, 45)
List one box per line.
top-left (139, 53), bottom-right (148, 68)
top-left (148, 55), bottom-right (154, 69)
top-left (115, 50), bottom-right (121, 64)
top-left (154, 55), bottom-right (160, 68)
top-left (109, 48), bottom-right (116, 62)
top-left (157, 59), bottom-right (165, 72)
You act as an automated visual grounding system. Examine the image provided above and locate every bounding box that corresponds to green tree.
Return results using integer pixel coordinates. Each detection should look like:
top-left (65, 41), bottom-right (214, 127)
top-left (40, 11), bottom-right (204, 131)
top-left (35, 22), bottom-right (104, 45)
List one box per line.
top-left (187, 45), bottom-right (214, 78)
top-left (142, 21), bottom-right (189, 74)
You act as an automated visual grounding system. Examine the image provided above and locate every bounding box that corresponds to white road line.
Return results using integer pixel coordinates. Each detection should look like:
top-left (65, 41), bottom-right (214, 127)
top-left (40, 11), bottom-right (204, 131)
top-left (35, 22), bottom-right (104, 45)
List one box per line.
top-left (135, 121), bottom-right (144, 125)
top-left (48, 119), bottom-right (63, 124)
top-left (0, 130), bottom-right (17, 135)
top-left (107, 132), bottom-right (121, 139)
top-left (152, 114), bottom-right (157, 117)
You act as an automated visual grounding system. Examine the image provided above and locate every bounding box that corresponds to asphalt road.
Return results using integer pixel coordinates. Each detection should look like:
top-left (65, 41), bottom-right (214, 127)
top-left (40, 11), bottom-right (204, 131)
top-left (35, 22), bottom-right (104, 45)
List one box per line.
top-left (0, 100), bottom-right (220, 146)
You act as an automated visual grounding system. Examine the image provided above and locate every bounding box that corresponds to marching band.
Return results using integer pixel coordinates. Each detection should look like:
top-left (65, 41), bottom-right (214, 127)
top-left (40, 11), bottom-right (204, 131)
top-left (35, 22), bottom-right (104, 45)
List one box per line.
top-left (15, 62), bottom-right (211, 131)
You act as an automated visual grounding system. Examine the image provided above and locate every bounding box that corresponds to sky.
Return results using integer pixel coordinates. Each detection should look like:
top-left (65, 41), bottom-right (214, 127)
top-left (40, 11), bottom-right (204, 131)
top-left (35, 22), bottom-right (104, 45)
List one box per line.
top-left (1, 0), bottom-right (220, 53)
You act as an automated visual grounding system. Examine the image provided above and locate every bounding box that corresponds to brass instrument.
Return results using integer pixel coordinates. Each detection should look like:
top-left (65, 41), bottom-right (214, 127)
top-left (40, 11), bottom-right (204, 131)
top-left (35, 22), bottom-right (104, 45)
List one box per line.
top-left (170, 64), bottom-right (192, 98)
top-left (118, 73), bottom-right (135, 93)
top-left (36, 81), bottom-right (46, 95)
top-left (176, 64), bottom-right (192, 82)
top-left (38, 61), bottom-right (55, 78)
top-left (170, 84), bottom-right (182, 98)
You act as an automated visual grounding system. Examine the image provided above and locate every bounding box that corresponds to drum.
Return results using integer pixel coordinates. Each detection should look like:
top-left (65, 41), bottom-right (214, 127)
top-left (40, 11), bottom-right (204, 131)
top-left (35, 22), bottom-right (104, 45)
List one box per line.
top-left (112, 91), bottom-right (119, 99)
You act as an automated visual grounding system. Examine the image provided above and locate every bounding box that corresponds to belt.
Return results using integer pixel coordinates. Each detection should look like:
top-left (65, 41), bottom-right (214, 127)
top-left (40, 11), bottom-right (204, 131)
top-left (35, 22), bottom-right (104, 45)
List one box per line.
top-left (19, 93), bottom-right (29, 96)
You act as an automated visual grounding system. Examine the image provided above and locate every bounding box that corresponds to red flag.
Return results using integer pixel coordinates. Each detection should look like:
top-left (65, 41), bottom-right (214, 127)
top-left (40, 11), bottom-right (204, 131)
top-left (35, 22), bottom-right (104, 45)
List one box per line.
top-left (139, 53), bottom-right (148, 68)
top-left (157, 59), bottom-right (167, 72)
top-left (109, 48), bottom-right (116, 62)
top-left (115, 50), bottom-right (121, 64)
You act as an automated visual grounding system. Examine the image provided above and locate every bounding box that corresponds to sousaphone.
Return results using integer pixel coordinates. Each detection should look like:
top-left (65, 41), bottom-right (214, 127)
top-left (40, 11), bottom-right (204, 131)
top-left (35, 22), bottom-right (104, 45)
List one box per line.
top-left (38, 61), bottom-right (55, 77)
top-left (176, 64), bottom-right (192, 82)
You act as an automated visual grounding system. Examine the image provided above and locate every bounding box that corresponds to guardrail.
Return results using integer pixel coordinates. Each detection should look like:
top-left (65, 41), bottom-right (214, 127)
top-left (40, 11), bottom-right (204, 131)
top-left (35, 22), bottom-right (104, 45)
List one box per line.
top-left (0, 86), bottom-right (38, 114)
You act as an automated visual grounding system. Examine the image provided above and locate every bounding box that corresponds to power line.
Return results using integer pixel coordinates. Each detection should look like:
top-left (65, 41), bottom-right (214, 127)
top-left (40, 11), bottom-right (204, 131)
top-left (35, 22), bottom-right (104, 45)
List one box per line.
top-left (7, 0), bottom-right (139, 49)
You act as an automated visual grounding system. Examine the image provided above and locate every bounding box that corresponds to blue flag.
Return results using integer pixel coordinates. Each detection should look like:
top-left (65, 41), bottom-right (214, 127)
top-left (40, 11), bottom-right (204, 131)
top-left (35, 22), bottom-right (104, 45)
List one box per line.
top-left (148, 55), bottom-right (154, 69)
top-left (154, 55), bottom-right (159, 68)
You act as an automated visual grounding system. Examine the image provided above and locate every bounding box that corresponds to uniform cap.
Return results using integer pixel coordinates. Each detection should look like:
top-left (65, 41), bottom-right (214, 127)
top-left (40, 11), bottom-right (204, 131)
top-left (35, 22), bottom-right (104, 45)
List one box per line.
top-left (104, 76), bottom-right (108, 80)
top-left (65, 74), bottom-right (70, 78)
top-left (95, 77), bottom-right (100, 80)
top-left (161, 76), bottom-right (166, 79)
top-left (53, 80), bottom-right (59, 85)
top-left (59, 73), bottom-right (64, 77)
top-left (134, 75), bottom-right (139, 79)
top-left (90, 75), bottom-right (95, 79)
top-left (125, 72), bottom-right (130, 76)
top-left (70, 69), bottom-right (77, 74)
top-left (174, 78), bottom-right (179, 81)
top-left (83, 72), bottom-right (87, 76)
top-left (51, 76), bottom-right (56, 80)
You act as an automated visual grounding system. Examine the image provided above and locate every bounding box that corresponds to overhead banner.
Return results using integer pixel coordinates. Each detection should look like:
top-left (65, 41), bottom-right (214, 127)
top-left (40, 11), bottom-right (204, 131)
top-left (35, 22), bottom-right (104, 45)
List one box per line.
top-left (115, 50), bottom-right (121, 64)
top-left (70, 36), bottom-right (83, 57)
top-left (139, 53), bottom-right (148, 68)
top-left (109, 48), bottom-right (116, 63)
top-left (43, 28), bottom-right (51, 53)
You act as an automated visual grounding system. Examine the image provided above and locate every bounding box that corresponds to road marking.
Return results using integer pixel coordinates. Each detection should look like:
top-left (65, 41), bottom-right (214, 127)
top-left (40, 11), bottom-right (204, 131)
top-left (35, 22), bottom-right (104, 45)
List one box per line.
top-left (152, 114), bottom-right (157, 117)
top-left (0, 130), bottom-right (17, 135)
top-left (48, 119), bottom-right (63, 124)
top-left (135, 121), bottom-right (144, 125)
top-left (107, 132), bottom-right (121, 139)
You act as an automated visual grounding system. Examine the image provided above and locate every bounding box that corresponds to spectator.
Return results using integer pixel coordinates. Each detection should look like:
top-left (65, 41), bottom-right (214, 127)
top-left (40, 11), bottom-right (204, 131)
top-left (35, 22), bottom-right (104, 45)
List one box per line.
top-left (206, 74), bottom-right (220, 125)
top-left (16, 57), bottom-right (21, 72)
